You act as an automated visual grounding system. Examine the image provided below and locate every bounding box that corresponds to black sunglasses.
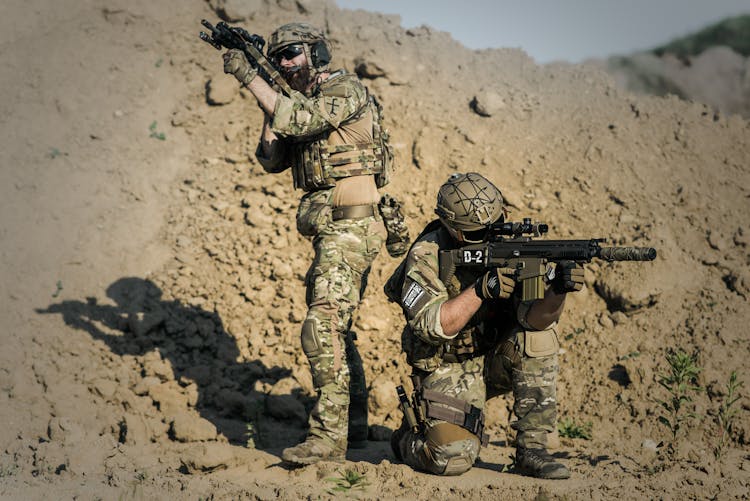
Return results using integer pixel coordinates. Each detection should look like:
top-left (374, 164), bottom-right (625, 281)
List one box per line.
top-left (273, 44), bottom-right (304, 62)
top-left (462, 226), bottom-right (490, 242)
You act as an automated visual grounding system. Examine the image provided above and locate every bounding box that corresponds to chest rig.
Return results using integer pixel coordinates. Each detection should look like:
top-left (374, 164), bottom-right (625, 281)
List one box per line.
top-left (290, 73), bottom-right (393, 192)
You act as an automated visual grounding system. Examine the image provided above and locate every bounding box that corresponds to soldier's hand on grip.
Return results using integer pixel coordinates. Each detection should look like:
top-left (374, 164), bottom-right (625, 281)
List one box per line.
top-left (223, 49), bottom-right (258, 85)
top-left (551, 260), bottom-right (584, 294)
top-left (474, 267), bottom-right (516, 300)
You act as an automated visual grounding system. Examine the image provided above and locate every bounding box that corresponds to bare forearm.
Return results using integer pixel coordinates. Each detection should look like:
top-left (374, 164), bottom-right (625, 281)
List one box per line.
top-left (246, 77), bottom-right (278, 115)
top-left (526, 287), bottom-right (566, 330)
top-left (439, 286), bottom-right (483, 337)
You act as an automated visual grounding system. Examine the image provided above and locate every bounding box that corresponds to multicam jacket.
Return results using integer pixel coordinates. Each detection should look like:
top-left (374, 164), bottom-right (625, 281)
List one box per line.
top-left (255, 70), bottom-right (388, 191)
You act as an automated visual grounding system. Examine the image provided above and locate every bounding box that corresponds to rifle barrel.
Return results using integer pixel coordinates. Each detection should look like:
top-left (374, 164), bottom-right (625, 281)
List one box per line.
top-left (599, 246), bottom-right (656, 261)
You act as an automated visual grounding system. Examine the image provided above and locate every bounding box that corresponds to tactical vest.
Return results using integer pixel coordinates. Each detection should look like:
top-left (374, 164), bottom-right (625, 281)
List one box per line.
top-left (290, 74), bottom-right (393, 192)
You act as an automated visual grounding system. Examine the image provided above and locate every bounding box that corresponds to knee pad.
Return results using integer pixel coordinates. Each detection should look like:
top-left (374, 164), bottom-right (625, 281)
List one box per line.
top-left (301, 319), bottom-right (335, 387)
top-left (301, 319), bottom-right (323, 358)
top-left (424, 422), bottom-right (479, 476)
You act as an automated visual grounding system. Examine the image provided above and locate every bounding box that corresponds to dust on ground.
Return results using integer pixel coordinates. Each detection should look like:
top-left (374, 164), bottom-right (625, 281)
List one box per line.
top-left (1, 0), bottom-right (748, 499)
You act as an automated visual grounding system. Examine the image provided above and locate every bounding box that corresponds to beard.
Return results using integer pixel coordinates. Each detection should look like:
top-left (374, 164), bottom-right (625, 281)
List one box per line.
top-left (284, 65), bottom-right (312, 92)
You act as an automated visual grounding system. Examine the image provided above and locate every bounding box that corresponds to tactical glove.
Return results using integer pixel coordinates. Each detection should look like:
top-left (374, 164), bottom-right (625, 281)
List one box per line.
top-left (223, 49), bottom-right (258, 85)
top-left (474, 267), bottom-right (516, 300)
top-left (551, 260), bottom-right (585, 294)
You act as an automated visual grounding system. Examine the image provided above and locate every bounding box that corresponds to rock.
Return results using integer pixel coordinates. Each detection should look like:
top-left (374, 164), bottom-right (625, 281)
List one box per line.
top-left (502, 190), bottom-right (523, 210)
top-left (270, 259), bottom-right (294, 280)
top-left (368, 375), bottom-right (398, 417)
top-left (471, 89), bottom-right (506, 117)
top-left (528, 198), bottom-right (549, 210)
top-left (594, 266), bottom-right (661, 313)
top-left (91, 378), bottom-right (118, 400)
top-left (143, 357), bottom-right (173, 381)
top-left (132, 376), bottom-right (161, 396)
top-left (642, 439), bottom-right (659, 452)
top-left (354, 57), bottom-right (387, 79)
top-left (356, 313), bottom-right (391, 332)
top-left (148, 382), bottom-right (190, 416)
top-left (610, 311), bottom-right (628, 325)
top-left (209, 0), bottom-right (265, 22)
top-left (120, 414), bottom-right (149, 445)
top-left (180, 443), bottom-right (235, 473)
top-left (171, 412), bottom-right (218, 442)
top-left (598, 314), bottom-right (614, 329)
top-left (206, 76), bottom-right (238, 105)
top-left (244, 209), bottom-right (274, 228)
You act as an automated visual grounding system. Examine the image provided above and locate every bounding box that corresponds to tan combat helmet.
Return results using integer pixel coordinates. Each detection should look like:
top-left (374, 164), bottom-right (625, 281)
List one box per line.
top-left (267, 22), bottom-right (331, 76)
top-left (435, 172), bottom-right (505, 243)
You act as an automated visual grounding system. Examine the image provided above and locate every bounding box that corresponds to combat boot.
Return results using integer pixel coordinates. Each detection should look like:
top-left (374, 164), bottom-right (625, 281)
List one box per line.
top-left (515, 447), bottom-right (570, 479)
top-left (281, 436), bottom-right (346, 466)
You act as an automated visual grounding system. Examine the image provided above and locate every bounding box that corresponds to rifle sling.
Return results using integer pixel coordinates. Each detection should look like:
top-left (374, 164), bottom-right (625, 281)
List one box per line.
top-left (243, 43), bottom-right (340, 129)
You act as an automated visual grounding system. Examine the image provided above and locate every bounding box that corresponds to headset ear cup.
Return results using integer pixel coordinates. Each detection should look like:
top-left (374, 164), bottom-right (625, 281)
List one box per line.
top-left (311, 41), bottom-right (330, 67)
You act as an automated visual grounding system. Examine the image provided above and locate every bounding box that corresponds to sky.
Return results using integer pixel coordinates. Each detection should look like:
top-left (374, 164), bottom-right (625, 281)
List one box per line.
top-left (334, 0), bottom-right (750, 63)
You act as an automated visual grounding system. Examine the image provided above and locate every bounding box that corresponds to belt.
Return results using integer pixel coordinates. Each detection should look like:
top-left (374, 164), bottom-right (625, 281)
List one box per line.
top-left (331, 204), bottom-right (377, 221)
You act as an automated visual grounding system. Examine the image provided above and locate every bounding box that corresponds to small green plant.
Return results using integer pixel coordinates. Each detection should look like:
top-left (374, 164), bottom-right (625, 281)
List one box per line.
top-left (0, 463), bottom-right (19, 477)
top-left (325, 468), bottom-right (369, 494)
top-left (714, 371), bottom-right (744, 459)
top-left (155, 58), bottom-right (163, 68)
top-left (564, 327), bottom-right (585, 341)
top-left (656, 349), bottom-right (702, 442)
top-left (52, 280), bottom-right (63, 298)
top-left (618, 351), bottom-right (641, 361)
top-left (558, 417), bottom-right (593, 439)
top-left (148, 121), bottom-right (166, 141)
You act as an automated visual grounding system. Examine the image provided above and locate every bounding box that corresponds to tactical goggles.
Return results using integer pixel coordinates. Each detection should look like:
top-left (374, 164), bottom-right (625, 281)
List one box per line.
top-left (273, 44), bottom-right (304, 63)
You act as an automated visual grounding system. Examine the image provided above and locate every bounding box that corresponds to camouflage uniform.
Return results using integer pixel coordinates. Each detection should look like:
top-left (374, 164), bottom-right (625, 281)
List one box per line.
top-left (393, 225), bottom-right (559, 475)
top-left (256, 69), bottom-right (387, 455)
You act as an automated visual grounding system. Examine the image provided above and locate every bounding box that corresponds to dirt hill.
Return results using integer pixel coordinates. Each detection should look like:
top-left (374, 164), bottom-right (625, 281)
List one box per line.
top-left (1, 0), bottom-right (748, 499)
top-left (598, 14), bottom-right (750, 118)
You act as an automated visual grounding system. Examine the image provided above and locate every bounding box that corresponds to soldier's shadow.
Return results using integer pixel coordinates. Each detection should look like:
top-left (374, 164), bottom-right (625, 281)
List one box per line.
top-left (36, 276), bottom-right (312, 455)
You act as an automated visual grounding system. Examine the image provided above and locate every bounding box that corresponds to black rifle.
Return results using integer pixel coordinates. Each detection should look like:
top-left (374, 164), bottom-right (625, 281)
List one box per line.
top-left (438, 217), bottom-right (657, 301)
top-left (199, 19), bottom-right (289, 92)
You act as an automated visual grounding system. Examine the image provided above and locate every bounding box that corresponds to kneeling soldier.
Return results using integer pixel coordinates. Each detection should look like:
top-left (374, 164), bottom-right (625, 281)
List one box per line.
top-left (389, 172), bottom-right (584, 478)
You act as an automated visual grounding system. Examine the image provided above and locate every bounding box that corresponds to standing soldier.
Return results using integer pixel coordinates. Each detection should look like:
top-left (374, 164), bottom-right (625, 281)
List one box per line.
top-left (221, 22), bottom-right (400, 465)
top-left (389, 172), bottom-right (584, 478)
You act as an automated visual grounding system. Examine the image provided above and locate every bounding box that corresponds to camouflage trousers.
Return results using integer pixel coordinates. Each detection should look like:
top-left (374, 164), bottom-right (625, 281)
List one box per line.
top-left (396, 331), bottom-right (558, 475)
top-left (300, 213), bottom-right (385, 448)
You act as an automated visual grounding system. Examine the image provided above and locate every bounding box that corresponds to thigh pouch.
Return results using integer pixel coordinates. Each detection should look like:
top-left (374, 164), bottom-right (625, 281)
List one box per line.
top-left (417, 388), bottom-right (489, 446)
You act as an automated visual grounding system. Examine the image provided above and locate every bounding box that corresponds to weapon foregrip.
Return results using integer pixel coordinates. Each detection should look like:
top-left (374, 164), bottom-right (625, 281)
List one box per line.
top-left (600, 246), bottom-right (657, 261)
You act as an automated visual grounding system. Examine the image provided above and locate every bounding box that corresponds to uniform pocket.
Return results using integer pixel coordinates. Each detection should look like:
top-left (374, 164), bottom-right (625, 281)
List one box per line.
top-left (296, 189), bottom-right (332, 237)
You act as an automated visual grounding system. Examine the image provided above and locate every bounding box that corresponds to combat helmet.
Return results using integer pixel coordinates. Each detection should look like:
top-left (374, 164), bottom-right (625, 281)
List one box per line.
top-left (435, 172), bottom-right (505, 243)
top-left (267, 22), bottom-right (331, 75)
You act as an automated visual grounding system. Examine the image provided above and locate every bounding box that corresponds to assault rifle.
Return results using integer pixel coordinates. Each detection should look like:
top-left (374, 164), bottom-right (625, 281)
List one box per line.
top-left (199, 19), bottom-right (295, 95)
top-left (438, 218), bottom-right (657, 301)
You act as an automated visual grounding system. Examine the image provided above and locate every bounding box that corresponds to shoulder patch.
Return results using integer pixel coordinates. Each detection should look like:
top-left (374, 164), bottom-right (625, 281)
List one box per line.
top-left (403, 282), bottom-right (426, 309)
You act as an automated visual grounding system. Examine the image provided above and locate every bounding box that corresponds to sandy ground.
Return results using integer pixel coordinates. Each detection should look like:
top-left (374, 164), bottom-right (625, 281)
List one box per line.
top-left (1, 0), bottom-right (748, 499)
